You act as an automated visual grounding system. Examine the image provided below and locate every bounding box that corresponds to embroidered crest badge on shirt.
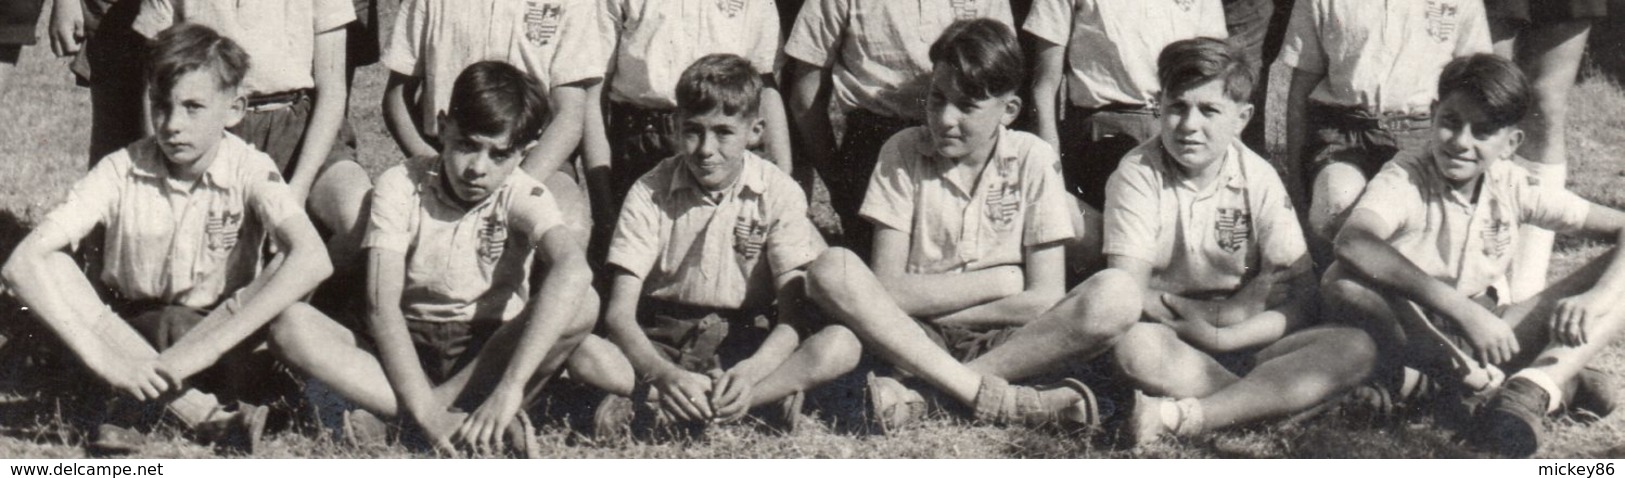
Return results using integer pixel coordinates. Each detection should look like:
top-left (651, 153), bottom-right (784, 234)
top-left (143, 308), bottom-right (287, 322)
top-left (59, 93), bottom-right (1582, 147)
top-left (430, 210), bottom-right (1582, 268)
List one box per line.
top-left (1425, 1), bottom-right (1459, 44)
top-left (733, 216), bottom-right (767, 262)
top-left (1214, 207), bottom-right (1252, 253)
top-left (479, 212), bottom-right (508, 265)
top-left (718, 0), bottom-right (745, 18)
top-left (983, 158), bottom-right (1022, 230)
top-left (1481, 201), bottom-right (1512, 259)
top-left (206, 209), bottom-right (243, 252)
top-left (949, 0), bottom-right (978, 19)
top-left (1173, 0), bottom-right (1195, 12)
top-left (524, 2), bottom-right (562, 46)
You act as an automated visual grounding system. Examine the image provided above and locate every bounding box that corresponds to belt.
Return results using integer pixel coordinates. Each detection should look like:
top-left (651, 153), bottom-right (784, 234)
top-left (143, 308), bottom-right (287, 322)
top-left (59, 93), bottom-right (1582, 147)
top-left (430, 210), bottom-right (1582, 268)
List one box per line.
top-left (1069, 102), bottom-right (1158, 119)
top-left (246, 89), bottom-right (311, 112)
top-left (1311, 103), bottom-right (1432, 131)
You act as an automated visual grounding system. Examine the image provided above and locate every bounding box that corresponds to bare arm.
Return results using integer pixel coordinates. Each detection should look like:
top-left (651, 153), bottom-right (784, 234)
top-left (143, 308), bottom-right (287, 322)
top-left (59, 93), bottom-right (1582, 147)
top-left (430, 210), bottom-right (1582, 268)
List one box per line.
top-left (710, 269), bottom-right (808, 419)
top-left (786, 60), bottom-right (834, 183)
top-left (869, 226), bottom-right (1024, 317)
top-left (1162, 270), bottom-right (1317, 353)
top-left (1030, 40), bottom-right (1065, 152)
top-left (932, 242), bottom-right (1068, 328)
top-left (383, 72), bottom-right (439, 158)
top-left (288, 27), bottom-right (350, 204)
top-left (1550, 205), bottom-right (1625, 346)
top-left (581, 81), bottom-right (614, 224)
top-left (158, 214), bottom-right (332, 380)
top-left (601, 271), bottom-right (715, 420)
top-left (520, 83), bottom-right (590, 181)
top-left (759, 85), bottom-right (794, 174)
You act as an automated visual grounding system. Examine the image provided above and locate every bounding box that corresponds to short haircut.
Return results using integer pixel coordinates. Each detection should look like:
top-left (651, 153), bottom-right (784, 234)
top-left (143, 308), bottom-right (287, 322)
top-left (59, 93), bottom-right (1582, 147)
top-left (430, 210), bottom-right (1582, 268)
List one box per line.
top-left (1437, 54), bottom-right (1531, 132)
top-left (928, 18), bottom-right (1025, 99)
top-left (1157, 37), bottom-right (1254, 104)
top-left (146, 23), bottom-right (251, 100)
top-left (676, 54), bottom-right (762, 118)
top-left (447, 61), bottom-right (550, 147)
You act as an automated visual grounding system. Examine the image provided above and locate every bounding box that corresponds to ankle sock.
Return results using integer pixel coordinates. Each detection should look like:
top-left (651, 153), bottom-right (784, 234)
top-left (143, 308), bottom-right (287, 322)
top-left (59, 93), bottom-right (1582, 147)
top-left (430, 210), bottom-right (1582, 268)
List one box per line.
top-left (1511, 369), bottom-right (1563, 413)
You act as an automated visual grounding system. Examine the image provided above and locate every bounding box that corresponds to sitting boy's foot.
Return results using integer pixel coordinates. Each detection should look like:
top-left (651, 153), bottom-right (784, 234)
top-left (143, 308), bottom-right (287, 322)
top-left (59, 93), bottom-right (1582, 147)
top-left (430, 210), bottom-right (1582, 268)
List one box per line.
top-left (87, 423), bottom-right (149, 456)
top-left (866, 373), bottom-right (925, 434)
top-left (971, 376), bottom-right (1100, 429)
top-left (192, 402), bottom-right (269, 455)
top-left (592, 394), bottom-right (636, 441)
top-left (1568, 366), bottom-right (1617, 421)
top-left (1341, 367), bottom-right (1440, 416)
top-left (1471, 377), bottom-right (1548, 458)
top-left (1125, 391), bottom-right (1201, 448)
top-left (768, 391), bottom-right (808, 434)
top-left (341, 409), bottom-right (390, 448)
top-left (503, 411), bottom-right (540, 459)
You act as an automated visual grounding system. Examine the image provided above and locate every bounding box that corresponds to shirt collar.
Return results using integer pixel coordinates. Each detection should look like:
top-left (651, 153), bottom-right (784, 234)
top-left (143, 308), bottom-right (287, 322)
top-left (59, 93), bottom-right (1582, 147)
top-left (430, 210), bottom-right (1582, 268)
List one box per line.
top-left (931, 126), bottom-right (1016, 196)
top-left (667, 152), bottom-right (767, 197)
top-left (129, 133), bottom-right (245, 190)
top-left (1160, 140), bottom-right (1244, 195)
top-left (421, 155), bottom-right (507, 212)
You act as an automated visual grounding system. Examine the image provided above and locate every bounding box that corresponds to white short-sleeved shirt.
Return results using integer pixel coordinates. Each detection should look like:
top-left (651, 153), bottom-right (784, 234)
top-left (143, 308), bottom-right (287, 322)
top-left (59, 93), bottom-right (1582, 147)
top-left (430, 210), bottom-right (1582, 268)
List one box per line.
top-left (384, 0), bottom-right (610, 138)
top-left (365, 156), bottom-right (564, 323)
top-left (1023, 0), bottom-right (1227, 109)
top-left (1278, 0), bottom-right (1491, 117)
top-left (784, 0), bottom-right (1014, 120)
top-left (134, 0), bottom-right (356, 96)
top-left (1352, 151), bottom-right (1592, 302)
top-left (39, 135), bottom-right (305, 309)
top-left (608, 152), bottom-right (826, 311)
top-left (1103, 140), bottom-right (1309, 295)
top-left (861, 126), bottom-right (1076, 275)
top-left (605, 0), bottom-right (781, 109)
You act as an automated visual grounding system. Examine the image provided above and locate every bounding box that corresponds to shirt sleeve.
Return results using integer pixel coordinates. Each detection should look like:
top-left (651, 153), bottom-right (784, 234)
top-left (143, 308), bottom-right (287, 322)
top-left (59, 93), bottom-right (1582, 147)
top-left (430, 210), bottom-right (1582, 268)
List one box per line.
top-left (764, 177), bottom-right (824, 276)
top-left (38, 151), bottom-right (126, 246)
top-left (1022, 0), bottom-right (1072, 46)
top-left (782, 0), bottom-right (846, 68)
top-left (1252, 162), bottom-right (1311, 275)
top-left (244, 161), bottom-right (307, 233)
top-left (1518, 178), bottom-right (1592, 234)
top-left (1021, 143), bottom-right (1077, 247)
top-left (1454, 0), bottom-right (1493, 56)
top-left (858, 134), bottom-right (917, 234)
top-left (605, 178), bottom-right (664, 279)
top-left (748, 0), bottom-right (783, 76)
top-left (1349, 160), bottom-right (1422, 240)
top-left (363, 166), bottom-right (417, 253)
top-left (131, 0), bottom-right (176, 39)
top-left (1101, 156), bottom-right (1161, 263)
top-left (1277, 0), bottom-right (1324, 74)
top-left (507, 182), bottom-right (565, 244)
top-left (382, 0), bottom-right (428, 76)
top-left (549, 0), bottom-right (610, 86)
top-left (1199, 0), bottom-right (1229, 38)
top-left (313, 0), bottom-right (358, 33)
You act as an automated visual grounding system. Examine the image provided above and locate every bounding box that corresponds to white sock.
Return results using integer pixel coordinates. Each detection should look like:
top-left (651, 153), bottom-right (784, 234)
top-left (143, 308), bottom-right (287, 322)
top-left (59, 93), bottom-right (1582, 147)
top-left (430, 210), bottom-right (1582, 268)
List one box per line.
top-left (1512, 368), bottom-right (1563, 413)
top-left (1159, 400), bottom-right (1181, 430)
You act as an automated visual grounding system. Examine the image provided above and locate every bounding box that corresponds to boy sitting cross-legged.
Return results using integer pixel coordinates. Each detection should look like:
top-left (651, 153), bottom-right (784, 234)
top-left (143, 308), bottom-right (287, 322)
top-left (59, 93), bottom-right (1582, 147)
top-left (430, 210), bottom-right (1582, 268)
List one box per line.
top-left (1322, 54), bottom-right (1625, 458)
top-left (1105, 37), bottom-right (1376, 446)
top-left (269, 61), bottom-right (607, 455)
top-left (1, 24), bottom-right (333, 454)
top-left (806, 19), bottom-right (1127, 432)
top-left (588, 54), bottom-right (861, 435)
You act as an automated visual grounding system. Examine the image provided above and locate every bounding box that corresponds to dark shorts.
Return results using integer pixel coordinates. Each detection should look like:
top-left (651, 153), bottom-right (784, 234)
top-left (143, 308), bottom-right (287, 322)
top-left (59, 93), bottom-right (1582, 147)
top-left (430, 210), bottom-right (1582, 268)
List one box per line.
top-left (109, 299), bottom-right (282, 400)
top-left (638, 298), bottom-right (779, 374)
top-left (606, 101), bottom-right (677, 210)
top-left (1300, 102), bottom-right (1432, 188)
top-left (1487, 0), bottom-right (1608, 24)
top-left (0, 0), bottom-right (45, 45)
top-left (230, 90), bottom-right (361, 179)
top-left (914, 319), bottom-right (1020, 363)
top-left (406, 319), bottom-right (501, 385)
top-left (827, 108), bottom-right (919, 255)
top-left (1059, 105), bottom-right (1161, 210)
top-left (347, 0), bottom-right (380, 68)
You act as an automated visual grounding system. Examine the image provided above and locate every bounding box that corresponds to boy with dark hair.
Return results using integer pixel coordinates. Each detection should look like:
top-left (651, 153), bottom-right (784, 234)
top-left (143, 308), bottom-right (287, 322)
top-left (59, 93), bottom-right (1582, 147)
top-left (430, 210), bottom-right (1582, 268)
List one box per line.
top-left (269, 61), bottom-right (607, 454)
top-left (603, 0), bottom-right (792, 215)
top-left (1105, 37), bottom-right (1374, 446)
top-left (590, 54), bottom-right (859, 434)
top-left (786, 0), bottom-right (1014, 255)
top-left (2, 24), bottom-right (333, 454)
top-left (1279, 0), bottom-right (1491, 266)
top-left (1323, 54), bottom-right (1625, 458)
top-left (1024, 0), bottom-right (1227, 210)
top-left (808, 19), bottom-right (1118, 432)
top-left (382, 0), bottom-right (605, 244)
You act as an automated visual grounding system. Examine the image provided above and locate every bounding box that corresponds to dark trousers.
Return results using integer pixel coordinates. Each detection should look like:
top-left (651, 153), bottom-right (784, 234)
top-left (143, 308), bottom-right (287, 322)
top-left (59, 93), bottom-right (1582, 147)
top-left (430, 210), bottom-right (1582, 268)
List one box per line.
top-left (1058, 105), bottom-right (1161, 210)
top-left (606, 101), bottom-right (677, 212)
top-left (1226, 0), bottom-right (1288, 154)
top-left (824, 109), bottom-right (918, 260)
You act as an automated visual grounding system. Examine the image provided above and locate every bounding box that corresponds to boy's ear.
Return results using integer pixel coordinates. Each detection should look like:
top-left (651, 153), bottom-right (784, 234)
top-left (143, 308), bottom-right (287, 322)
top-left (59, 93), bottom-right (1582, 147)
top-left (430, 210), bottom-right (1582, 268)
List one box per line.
top-left (225, 89), bottom-right (246, 128)
top-left (749, 114), bottom-right (766, 143)
top-left (1000, 95), bottom-right (1022, 126)
top-left (1503, 128), bottom-right (1525, 160)
top-left (1236, 102), bottom-right (1254, 131)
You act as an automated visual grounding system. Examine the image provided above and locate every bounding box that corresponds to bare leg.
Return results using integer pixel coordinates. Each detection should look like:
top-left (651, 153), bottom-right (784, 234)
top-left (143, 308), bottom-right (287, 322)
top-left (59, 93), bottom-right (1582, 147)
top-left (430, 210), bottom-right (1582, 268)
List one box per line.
top-left (564, 335), bottom-right (637, 396)
top-left (1308, 163), bottom-right (1369, 243)
top-left (544, 171), bottom-right (593, 248)
top-left (1114, 322), bottom-right (1241, 398)
top-left (1500, 253), bottom-right (1622, 386)
top-left (747, 325), bottom-right (863, 408)
top-left (1198, 325), bottom-right (1376, 430)
top-left (307, 161), bottom-right (372, 268)
top-left (965, 269), bottom-right (1139, 380)
top-left (432, 291), bottom-right (600, 409)
top-left (268, 305), bottom-right (402, 417)
top-left (1319, 265), bottom-right (1466, 377)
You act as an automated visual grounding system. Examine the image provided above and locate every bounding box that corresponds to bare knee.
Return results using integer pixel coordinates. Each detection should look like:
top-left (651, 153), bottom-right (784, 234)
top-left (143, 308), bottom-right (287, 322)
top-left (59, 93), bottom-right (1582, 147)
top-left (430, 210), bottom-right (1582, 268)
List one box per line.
top-left (268, 304), bottom-right (324, 358)
top-left (1060, 269), bottom-right (1141, 344)
top-left (1114, 323), bottom-right (1181, 381)
top-left (806, 248), bottom-right (867, 311)
top-left (803, 325), bottom-right (862, 376)
top-left (1309, 166), bottom-right (1366, 241)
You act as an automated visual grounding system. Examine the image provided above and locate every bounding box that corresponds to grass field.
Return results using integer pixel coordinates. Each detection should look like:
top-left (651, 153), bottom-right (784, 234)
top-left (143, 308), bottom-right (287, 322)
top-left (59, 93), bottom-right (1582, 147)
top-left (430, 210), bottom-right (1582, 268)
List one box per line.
top-left (3, 21), bottom-right (1625, 459)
